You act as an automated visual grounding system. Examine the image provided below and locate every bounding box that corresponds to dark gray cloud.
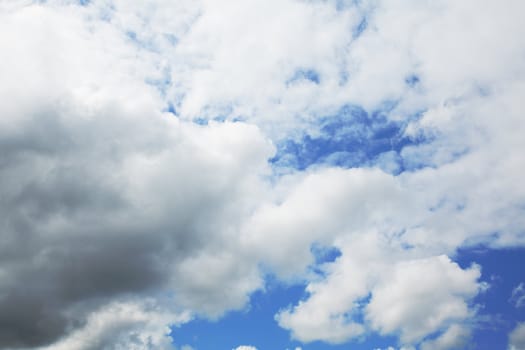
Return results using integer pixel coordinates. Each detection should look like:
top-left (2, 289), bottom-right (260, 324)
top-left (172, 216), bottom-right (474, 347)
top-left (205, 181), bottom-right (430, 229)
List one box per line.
top-left (0, 94), bottom-right (272, 348)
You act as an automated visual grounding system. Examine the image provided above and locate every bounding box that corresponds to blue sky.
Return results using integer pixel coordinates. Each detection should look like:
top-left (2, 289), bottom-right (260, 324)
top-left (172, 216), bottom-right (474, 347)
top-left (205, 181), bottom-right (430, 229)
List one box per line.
top-left (270, 103), bottom-right (425, 172)
top-left (170, 246), bottom-right (525, 350)
top-left (0, 1), bottom-right (525, 350)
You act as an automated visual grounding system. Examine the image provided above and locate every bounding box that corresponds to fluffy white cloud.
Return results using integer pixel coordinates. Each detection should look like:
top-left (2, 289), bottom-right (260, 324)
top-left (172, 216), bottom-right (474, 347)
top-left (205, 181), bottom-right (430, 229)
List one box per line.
top-left (40, 300), bottom-right (189, 350)
top-left (243, 167), bottom-right (412, 279)
top-left (1, 0), bottom-right (525, 348)
top-left (268, 7), bottom-right (525, 336)
top-left (509, 323), bottom-right (525, 350)
top-left (233, 346), bottom-right (257, 350)
top-left (276, 231), bottom-right (482, 345)
top-left (366, 256), bottom-right (479, 343)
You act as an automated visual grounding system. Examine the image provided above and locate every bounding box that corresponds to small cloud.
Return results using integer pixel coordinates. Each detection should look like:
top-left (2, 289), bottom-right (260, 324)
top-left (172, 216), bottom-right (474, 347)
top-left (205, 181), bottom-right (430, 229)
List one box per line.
top-left (233, 346), bottom-right (257, 350)
top-left (510, 283), bottom-right (525, 308)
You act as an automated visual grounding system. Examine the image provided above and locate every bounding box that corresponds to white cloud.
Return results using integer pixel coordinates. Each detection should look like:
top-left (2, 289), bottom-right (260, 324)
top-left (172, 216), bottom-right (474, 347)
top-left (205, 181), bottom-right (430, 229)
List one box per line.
top-left (233, 346), bottom-right (257, 350)
top-left (40, 300), bottom-right (189, 350)
top-left (511, 283), bottom-right (525, 308)
top-left (509, 323), bottom-right (525, 350)
top-left (366, 256), bottom-right (480, 344)
top-left (1, 0), bottom-right (525, 348)
top-left (243, 167), bottom-right (411, 279)
top-left (419, 324), bottom-right (470, 350)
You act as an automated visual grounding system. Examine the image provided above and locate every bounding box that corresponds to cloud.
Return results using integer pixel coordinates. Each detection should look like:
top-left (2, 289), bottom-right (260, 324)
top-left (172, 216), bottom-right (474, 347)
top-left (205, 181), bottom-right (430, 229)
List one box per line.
top-left (233, 346), bottom-right (257, 350)
top-left (0, 3), bottom-right (273, 347)
top-left (510, 283), bottom-right (525, 308)
top-left (39, 300), bottom-right (188, 350)
top-left (366, 256), bottom-right (480, 344)
top-left (1, 0), bottom-right (525, 348)
top-left (509, 323), bottom-right (525, 350)
top-left (419, 324), bottom-right (471, 350)
top-left (244, 167), bottom-right (410, 279)
top-left (276, 237), bottom-right (481, 345)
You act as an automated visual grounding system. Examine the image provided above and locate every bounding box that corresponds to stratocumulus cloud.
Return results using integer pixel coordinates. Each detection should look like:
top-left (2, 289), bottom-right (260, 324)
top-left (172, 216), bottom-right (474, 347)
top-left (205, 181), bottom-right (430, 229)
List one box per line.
top-left (0, 0), bottom-right (524, 349)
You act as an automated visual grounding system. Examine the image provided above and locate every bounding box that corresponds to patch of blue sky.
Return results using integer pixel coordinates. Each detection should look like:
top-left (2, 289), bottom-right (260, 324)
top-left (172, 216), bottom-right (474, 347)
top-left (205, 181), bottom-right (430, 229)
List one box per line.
top-left (163, 90), bottom-right (188, 117)
top-left (353, 16), bottom-right (368, 38)
top-left (145, 70), bottom-right (172, 97)
top-left (338, 69), bottom-right (350, 86)
top-left (308, 244), bottom-right (343, 278)
top-left (164, 102), bottom-right (177, 116)
top-left (304, 334), bottom-right (399, 350)
top-left (170, 283), bottom-right (307, 350)
top-left (287, 69), bottom-right (321, 85)
top-left (191, 114), bottom-right (232, 126)
top-left (270, 104), bottom-right (426, 174)
top-left (96, 3), bottom-right (115, 22)
top-left (192, 117), bottom-right (209, 126)
top-left (126, 31), bottom-right (138, 43)
top-left (189, 104), bottom-right (237, 125)
top-left (125, 31), bottom-right (161, 53)
top-left (405, 74), bottom-right (420, 87)
top-left (310, 244), bottom-right (342, 265)
top-left (163, 33), bottom-right (179, 47)
top-left (454, 246), bottom-right (525, 350)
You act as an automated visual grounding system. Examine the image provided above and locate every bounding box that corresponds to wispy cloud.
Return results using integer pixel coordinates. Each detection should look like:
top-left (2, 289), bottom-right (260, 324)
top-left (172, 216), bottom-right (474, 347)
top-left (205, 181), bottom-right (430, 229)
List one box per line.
top-left (510, 283), bottom-right (525, 308)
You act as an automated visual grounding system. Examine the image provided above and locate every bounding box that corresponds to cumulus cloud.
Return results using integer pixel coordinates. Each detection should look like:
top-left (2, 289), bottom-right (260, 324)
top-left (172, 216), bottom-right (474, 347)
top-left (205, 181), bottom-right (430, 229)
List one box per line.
top-left (39, 300), bottom-right (189, 350)
top-left (509, 323), bottom-right (525, 350)
top-left (0, 2), bottom-right (272, 348)
top-left (366, 256), bottom-right (480, 344)
top-left (1, 0), bottom-right (525, 349)
top-left (233, 346), bottom-right (257, 350)
top-left (269, 1), bottom-right (525, 346)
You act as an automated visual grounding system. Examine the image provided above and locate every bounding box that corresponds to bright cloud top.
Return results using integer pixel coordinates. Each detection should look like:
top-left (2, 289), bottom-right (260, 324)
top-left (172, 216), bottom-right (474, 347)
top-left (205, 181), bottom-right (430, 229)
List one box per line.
top-left (0, 0), bottom-right (524, 349)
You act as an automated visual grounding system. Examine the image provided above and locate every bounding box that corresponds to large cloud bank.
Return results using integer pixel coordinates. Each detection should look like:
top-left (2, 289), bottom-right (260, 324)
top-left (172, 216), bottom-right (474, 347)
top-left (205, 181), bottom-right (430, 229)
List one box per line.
top-left (0, 0), bottom-right (524, 349)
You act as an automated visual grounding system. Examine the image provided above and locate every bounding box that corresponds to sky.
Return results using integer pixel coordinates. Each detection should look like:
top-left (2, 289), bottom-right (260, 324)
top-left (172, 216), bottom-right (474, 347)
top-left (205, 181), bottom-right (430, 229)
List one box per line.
top-left (0, 0), bottom-right (524, 349)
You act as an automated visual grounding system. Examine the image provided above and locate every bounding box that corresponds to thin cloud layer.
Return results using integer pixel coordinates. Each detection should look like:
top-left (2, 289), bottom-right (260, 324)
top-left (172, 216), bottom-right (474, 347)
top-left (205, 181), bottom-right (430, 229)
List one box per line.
top-left (0, 0), bottom-right (524, 349)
